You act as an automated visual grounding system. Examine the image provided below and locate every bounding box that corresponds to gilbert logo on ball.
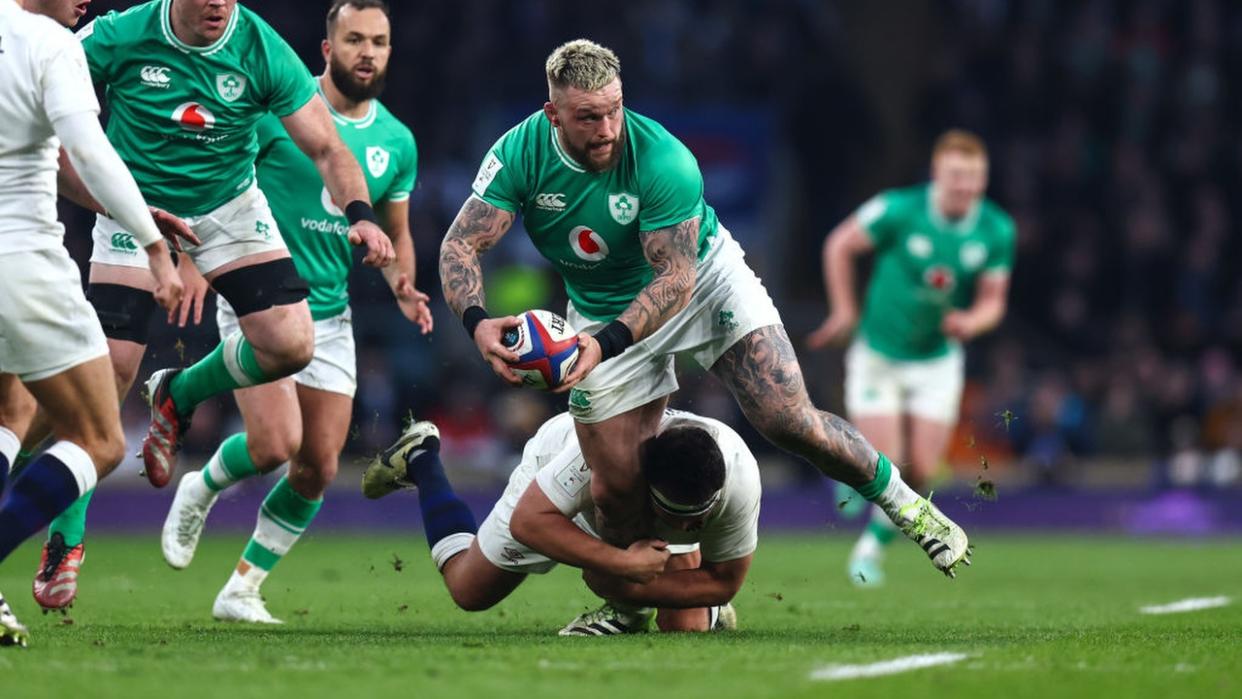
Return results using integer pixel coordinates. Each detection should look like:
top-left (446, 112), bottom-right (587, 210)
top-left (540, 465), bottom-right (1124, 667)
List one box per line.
top-left (502, 310), bottom-right (579, 390)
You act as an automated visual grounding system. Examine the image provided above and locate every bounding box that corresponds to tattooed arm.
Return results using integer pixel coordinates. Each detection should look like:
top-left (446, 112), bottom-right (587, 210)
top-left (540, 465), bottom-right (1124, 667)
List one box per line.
top-left (439, 196), bottom-right (515, 316)
top-left (618, 217), bottom-right (701, 341)
top-left (553, 217), bottom-right (700, 393)
top-left (440, 196), bottom-right (524, 385)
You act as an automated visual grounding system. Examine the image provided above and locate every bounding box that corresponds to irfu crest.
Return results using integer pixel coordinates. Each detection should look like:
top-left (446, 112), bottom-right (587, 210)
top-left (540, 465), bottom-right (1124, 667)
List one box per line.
top-left (608, 192), bottom-right (639, 225)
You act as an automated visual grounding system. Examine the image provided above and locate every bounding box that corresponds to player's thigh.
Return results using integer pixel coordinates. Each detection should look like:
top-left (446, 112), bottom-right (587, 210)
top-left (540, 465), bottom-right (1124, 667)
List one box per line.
top-left (577, 397), bottom-right (667, 498)
top-left (233, 378), bottom-right (302, 469)
top-left (441, 540), bottom-right (527, 611)
top-left (293, 383), bottom-right (352, 476)
top-left (709, 324), bottom-right (814, 428)
top-left (0, 373), bottom-right (37, 437)
top-left (233, 295), bottom-right (313, 357)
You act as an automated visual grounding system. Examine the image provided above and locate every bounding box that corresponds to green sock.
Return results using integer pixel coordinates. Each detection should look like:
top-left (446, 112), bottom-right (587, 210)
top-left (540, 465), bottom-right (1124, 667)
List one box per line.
top-left (201, 433), bottom-right (261, 492)
top-left (48, 488), bottom-right (94, 547)
top-left (241, 476), bottom-right (323, 574)
top-left (170, 331), bottom-right (273, 412)
top-left (855, 453), bottom-right (894, 502)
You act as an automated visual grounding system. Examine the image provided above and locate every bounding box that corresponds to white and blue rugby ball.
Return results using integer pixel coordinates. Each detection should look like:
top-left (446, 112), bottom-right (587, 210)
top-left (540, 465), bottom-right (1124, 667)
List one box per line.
top-left (502, 310), bottom-right (580, 390)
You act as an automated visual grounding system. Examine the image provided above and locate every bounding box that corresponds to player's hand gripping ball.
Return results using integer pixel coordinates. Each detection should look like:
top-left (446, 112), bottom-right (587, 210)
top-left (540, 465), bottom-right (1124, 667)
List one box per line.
top-left (501, 310), bottom-right (580, 390)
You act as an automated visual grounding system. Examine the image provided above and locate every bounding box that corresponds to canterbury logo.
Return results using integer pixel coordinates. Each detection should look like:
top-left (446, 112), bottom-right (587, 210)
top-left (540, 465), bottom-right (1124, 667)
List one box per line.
top-left (110, 232), bottom-right (137, 252)
top-left (140, 65), bottom-right (171, 86)
top-left (535, 192), bottom-right (567, 211)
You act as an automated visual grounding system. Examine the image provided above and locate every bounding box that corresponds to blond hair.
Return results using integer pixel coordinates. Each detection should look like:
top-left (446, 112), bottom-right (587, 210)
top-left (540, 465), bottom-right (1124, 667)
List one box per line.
top-left (545, 39), bottom-right (621, 92)
top-left (932, 129), bottom-right (988, 160)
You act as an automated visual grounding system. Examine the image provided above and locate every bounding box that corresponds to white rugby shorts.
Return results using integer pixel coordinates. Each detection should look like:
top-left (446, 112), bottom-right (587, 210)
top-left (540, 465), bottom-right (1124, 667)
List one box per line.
top-left (565, 226), bottom-right (782, 423)
top-left (844, 340), bottom-right (965, 425)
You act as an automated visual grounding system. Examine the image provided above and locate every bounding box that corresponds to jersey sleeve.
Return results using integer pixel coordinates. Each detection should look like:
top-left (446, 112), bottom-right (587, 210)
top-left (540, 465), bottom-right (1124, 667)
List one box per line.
top-left (533, 446), bottom-right (594, 517)
top-left (40, 31), bottom-right (101, 123)
top-left (855, 190), bottom-right (902, 249)
top-left (385, 132), bottom-right (418, 203)
top-left (985, 212), bottom-right (1017, 274)
top-left (637, 138), bottom-right (704, 232)
top-left (470, 127), bottom-right (527, 213)
top-left (75, 13), bottom-right (116, 84)
top-left (255, 25), bottom-right (316, 117)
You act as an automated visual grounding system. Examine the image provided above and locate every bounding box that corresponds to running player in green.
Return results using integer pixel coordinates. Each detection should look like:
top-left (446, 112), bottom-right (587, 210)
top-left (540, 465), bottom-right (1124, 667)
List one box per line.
top-left (440, 39), bottom-right (972, 633)
top-left (158, 0), bottom-right (429, 623)
top-left (23, 0), bottom-right (395, 612)
top-left (808, 130), bottom-right (1015, 586)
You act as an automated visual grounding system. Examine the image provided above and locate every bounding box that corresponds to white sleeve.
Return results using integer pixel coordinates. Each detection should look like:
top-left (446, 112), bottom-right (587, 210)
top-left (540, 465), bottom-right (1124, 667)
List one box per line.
top-left (39, 35), bottom-right (99, 123)
top-left (51, 112), bottom-right (161, 247)
top-left (533, 445), bottom-right (594, 517)
top-left (700, 448), bottom-right (762, 563)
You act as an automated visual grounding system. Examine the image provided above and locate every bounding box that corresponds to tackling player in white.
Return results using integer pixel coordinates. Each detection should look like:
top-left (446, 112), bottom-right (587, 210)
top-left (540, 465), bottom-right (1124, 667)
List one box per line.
top-left (363, 410), bottom-right (757, 635)
top-left (0, 0), bottom-right (182, 648)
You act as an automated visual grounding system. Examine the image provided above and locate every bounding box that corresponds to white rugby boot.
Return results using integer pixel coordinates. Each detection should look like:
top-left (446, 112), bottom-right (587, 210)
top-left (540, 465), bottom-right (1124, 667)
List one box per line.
top-left (558, 603), bottom-right (653, 636)
top-left (893, 494), bottom-right (972, 578)
top-left (212, 585), bottom-right (283, 625)
top-left (361, 420), bottom-right (440, 499)
top-left (0, 593), bottom-right (30, 648)
top-left (162, 471), bottom-right (219, 569)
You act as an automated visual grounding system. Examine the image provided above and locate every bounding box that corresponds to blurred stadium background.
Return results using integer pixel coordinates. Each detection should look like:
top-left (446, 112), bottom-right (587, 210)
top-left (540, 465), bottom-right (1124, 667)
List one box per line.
top-left (67, 0), bottom-right (1242, 535)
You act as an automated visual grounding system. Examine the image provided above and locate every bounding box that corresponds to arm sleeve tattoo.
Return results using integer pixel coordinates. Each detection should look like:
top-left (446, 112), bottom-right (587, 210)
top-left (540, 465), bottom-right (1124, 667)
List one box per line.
top-left (616, 217), bottom-right (701, 341)
top-left (439, 196), bottom-right (515, 317)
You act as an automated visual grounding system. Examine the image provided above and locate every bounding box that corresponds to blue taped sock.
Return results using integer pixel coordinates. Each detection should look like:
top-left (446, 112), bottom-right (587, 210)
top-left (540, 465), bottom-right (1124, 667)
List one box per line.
top-left (0, 453), bottom-right (85, 563)
top-left (406, 437), bottom-right (477, 548)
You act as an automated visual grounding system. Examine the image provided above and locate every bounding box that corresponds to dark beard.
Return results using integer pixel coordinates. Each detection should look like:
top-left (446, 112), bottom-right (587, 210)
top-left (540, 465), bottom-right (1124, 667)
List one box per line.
top-left (563, 127), bottom-right (626, 173)
top-left (329, 57), bottom-right (387, 103)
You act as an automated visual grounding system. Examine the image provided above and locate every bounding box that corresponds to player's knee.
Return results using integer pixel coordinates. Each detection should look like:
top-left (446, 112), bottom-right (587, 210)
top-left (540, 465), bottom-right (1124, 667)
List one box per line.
top-left (268, 332), bottom-right (314, 376)
top-left (449, 586), bottom-right (499, 612)
top-left (748, 404), bottom-right (813, 451)
top-left (288, 458), bottom-right (337, 499)
top-left (89, 425), bottom-right (127, 473)
top-left (656, 609), bottom-right (710, 633)
top-left (248, 432), bottom-right (299, 471)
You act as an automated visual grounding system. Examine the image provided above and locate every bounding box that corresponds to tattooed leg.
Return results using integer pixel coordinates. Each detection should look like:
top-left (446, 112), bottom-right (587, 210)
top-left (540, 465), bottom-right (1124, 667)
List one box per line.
top-left (711, 325), bottom-right (879, 486)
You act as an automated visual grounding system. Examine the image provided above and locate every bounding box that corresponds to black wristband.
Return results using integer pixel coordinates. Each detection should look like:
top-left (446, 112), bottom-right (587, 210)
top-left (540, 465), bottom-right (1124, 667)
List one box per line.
top-left (462, 305), bottom-right (490, 340)
top-left (344, 200), bottom-right (379, 226)
top-left (592, 320), bottom-right (634, 362)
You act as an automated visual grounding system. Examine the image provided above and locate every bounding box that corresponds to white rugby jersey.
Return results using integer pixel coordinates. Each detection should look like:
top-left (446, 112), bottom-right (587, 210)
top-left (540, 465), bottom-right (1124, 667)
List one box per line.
top-left (0, 0), bottom-right (99, 253)
top-left (532, 410), bottom-right (762, 563)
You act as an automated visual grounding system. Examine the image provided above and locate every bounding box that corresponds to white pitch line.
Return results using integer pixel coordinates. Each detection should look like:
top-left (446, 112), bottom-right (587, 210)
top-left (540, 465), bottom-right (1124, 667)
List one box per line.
top-left (809, 652), bottom-right (971, 681)
top-left (1139, 596), bottom-right (1232, 615)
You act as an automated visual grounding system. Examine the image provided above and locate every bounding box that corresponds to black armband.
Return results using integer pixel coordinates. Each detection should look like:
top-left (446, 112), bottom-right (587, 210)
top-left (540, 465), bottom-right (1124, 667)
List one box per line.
top-left (344, 200), bottom-right (378, 226)
top-left (462, 305), bottom-right (490, 340)
top-left (593, 320), bottom-right (634, 362)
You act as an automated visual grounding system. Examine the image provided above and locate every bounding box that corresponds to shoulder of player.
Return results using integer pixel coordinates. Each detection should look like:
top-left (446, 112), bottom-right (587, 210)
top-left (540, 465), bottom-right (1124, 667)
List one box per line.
top-left (626, 109), bottom-right (696, 164)
top-left (880, 183), bottom-right (929, 207)
top-left (371, 101), bottom-right (416, 146)
top-left (77, 0), bottom-right (160, 46)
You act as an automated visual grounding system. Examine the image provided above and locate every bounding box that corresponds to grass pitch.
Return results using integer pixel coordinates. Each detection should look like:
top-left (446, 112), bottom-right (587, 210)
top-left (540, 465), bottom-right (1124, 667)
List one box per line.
top-left (2, 532), bottom-right (1239, 698)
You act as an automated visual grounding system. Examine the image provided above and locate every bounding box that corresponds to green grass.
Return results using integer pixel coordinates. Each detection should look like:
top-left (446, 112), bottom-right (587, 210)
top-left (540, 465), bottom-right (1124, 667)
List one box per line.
top-left (2, 532), bottom-right (1240, 698)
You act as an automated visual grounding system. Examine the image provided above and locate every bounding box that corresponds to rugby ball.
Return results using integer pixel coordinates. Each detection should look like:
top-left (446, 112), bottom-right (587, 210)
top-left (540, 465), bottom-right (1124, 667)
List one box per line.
top-left (502, 310), bottom-right (580, 390)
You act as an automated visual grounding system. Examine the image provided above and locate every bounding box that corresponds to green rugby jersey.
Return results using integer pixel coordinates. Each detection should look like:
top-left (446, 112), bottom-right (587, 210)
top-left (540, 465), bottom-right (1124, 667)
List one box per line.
top-left (471, 109), bottom-right (718, 321)
top-left (254, 89), bottom-right (417, 320)
top-left (856, 184), bottom-right (1015, 360)
top-left (78, 0), bottom-right (316, 215)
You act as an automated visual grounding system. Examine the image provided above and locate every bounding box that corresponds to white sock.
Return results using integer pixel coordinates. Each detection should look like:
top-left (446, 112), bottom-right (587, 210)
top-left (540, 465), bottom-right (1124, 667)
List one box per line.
top-left (431, 532), bottom-right (475, 572)
top-left (45, 441), bottom-right (98, 495)
top-left (225, 564), bottom-right (269, 593)
top-left (873, 464), bottom-right (921, 522)
top-left (0, 427), bottom-right (19, 469)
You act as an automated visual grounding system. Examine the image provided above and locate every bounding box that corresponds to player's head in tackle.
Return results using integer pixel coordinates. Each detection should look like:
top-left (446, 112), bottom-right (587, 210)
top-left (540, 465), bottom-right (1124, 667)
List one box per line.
top-left (931, 129), bottom-right (989, 220)
top-left (20, 0), bottom-right (90, 27)
top-left (641, 424), bottom-right (726, 533)
top-left (543, 39), bottom-right (625, 173)
top-left (324, 0), bottom-right (390, 104)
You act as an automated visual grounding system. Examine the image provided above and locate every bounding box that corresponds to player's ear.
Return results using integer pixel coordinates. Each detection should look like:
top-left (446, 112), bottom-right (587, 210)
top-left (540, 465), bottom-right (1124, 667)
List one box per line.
top-left (543, 101), bottom-right (559, 128)
top-left (321, 38), bottom-right (331, 64)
